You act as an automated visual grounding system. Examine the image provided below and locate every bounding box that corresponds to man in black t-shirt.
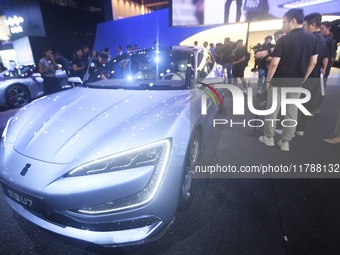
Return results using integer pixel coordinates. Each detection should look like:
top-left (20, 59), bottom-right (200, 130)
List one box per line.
top-left (259, 8), bottom-right (318, 152)
top-left (256, 35), bottom-right (275, 94)
top-left (321, 21), bottom-right (337, 76)
top-left (303, 14), bottom-right (327, 108)
top-left (316, 21), bottom-right (337, 111)
top-left (221, 37), bottom-right (234, 84)
top-left (232, 39), bottom-right (248, 93)
top-left (81, 44), bottom-right (90, 64)
top-left (294, 13), bottom-right (328, 136)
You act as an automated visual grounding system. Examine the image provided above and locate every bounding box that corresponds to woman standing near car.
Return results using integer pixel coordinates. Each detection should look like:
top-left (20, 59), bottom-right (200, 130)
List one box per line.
top-left (39, 47), bottom-right (61, 95)
top-left (72, 47), bottom-right (86, 78)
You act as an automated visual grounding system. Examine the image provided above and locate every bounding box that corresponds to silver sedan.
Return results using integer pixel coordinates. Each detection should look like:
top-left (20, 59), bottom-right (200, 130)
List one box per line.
top-left (0, 46), bottom-right (224, 246)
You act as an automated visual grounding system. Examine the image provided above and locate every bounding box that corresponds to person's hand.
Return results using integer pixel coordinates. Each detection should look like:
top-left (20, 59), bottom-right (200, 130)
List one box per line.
top-left (321, 68), bottom-right (326, 77)
top-left (255, 51), bottom-right (266, 59)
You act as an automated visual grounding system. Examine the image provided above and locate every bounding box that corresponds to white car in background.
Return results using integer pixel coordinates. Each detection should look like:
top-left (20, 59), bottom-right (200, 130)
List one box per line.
top-left (0, 65), bottom-right (44, 108)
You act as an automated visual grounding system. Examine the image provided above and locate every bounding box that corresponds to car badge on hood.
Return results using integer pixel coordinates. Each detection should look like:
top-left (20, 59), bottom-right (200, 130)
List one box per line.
top-left (20, 163), bottom-right (31, 176)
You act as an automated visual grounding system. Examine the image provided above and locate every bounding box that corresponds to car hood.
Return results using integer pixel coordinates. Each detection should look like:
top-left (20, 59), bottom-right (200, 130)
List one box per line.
top-left (7, 87), bottom-right (191, 164)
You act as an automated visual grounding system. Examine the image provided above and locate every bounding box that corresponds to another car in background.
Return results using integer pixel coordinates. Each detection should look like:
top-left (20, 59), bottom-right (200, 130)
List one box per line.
top-left (0, 65), bottom-right (44, 108)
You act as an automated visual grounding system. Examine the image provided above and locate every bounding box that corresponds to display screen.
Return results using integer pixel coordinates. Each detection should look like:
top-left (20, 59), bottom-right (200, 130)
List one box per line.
top-left (4, 0), bottom-right (46, 39)
top-left (170, 0), bottom-right (340, 26)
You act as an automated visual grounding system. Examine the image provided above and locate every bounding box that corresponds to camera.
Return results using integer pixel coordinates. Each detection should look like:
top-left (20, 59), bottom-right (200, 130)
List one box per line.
top-left (252, 43), bottom-right (264, 53)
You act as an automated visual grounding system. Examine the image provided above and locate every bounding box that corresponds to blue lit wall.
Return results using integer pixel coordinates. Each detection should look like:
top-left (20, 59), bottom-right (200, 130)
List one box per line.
top-left (93, 9), bottom-right (217, 55)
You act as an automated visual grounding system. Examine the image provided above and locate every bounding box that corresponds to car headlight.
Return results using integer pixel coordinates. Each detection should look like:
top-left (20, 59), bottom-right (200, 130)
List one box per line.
top-left (2, 117), bottom-right (12, 141)
top-left (68, 138), bottom-right (172, 214)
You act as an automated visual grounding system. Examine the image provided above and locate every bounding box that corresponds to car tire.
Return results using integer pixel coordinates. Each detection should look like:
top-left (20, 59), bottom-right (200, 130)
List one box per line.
top-left (5, 85), bottom-right (30, 108)
top-left (177, 130), bottom-right (201, 211)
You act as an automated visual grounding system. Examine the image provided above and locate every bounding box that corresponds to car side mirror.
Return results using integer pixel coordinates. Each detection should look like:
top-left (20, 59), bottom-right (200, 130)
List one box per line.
top-left (67, 77), bottom-right (83, 87)
top-left (67, 77), bottom-right (82, 84)
top-left (32, 73), bottom-right (41, 78)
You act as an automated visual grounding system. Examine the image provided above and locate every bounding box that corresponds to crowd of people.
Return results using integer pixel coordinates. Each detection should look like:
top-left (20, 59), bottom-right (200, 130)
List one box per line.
top-left (201, 37), bottom-right (251, 93)
top-left (37, 43), bottom-right (142, 94)
top-left (197, 9), bottom-right (339, 150)
top-left (252, 10), bottom-right (338, 150)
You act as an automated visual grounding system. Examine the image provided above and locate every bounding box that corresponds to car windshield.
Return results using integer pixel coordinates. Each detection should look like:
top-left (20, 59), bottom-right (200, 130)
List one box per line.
top-left (0, 65), bottom-right (36, 80)
top-left (84, 48), bottom-right (194, 91)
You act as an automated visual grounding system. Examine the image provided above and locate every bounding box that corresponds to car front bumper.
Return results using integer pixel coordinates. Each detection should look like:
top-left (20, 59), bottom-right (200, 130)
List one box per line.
top-left (0, 137), bottom-right (185, 246)
top-left (5, 195), bottom-right (174, 246)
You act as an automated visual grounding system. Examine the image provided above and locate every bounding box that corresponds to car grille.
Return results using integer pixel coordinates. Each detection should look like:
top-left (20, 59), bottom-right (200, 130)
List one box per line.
top-left (30, 210), bottom-right (161, 231)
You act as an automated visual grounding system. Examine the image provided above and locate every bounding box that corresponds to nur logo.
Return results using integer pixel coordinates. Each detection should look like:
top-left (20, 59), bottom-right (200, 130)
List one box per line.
top-left (200, 83), bottom-right (312, 116)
